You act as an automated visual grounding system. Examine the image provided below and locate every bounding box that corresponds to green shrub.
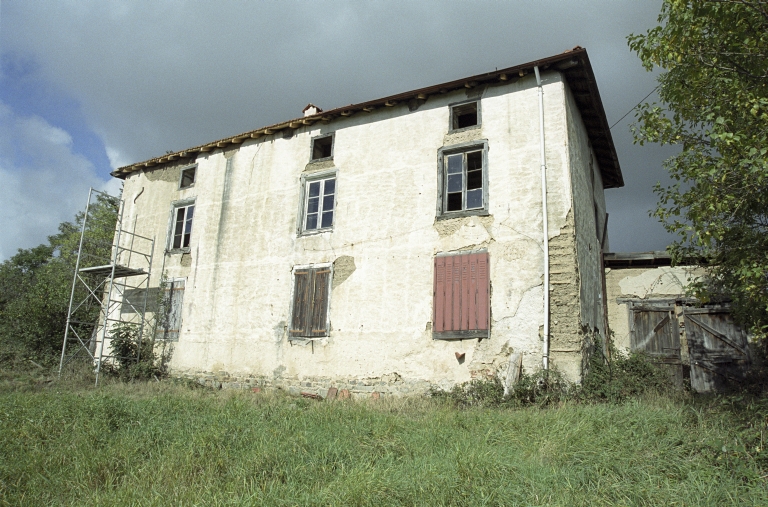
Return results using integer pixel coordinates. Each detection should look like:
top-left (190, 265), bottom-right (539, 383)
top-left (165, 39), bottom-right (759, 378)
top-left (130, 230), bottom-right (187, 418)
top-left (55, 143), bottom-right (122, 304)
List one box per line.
top-left (431, 368), bottom-right (573, 408)
top-left (580, 337), bottom-right (674, 403)
top-left (105, 323), bottom-right (162, 381)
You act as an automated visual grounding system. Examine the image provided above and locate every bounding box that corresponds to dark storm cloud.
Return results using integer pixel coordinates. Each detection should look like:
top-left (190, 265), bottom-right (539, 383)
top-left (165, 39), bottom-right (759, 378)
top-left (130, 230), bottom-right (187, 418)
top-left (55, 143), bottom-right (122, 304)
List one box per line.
top-left (1, 0), bottom-right (676, 254)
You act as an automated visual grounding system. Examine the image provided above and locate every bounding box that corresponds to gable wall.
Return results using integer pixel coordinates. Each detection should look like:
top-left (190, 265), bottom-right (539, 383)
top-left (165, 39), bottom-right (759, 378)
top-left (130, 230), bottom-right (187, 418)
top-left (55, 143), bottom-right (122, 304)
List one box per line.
top-left (119, 71), bottom-right (582, 393)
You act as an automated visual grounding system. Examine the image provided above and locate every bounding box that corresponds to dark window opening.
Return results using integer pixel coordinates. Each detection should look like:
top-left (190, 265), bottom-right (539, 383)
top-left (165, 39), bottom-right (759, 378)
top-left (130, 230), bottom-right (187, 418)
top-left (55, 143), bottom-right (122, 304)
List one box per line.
top-left (180, 167), bottom-right (196, 189)
top-left (290, 267), bottom-right (331, 338)
top-left (312, 135), bottom-right (333, 160)
top-left (452, 102), bottom-right (479, 130)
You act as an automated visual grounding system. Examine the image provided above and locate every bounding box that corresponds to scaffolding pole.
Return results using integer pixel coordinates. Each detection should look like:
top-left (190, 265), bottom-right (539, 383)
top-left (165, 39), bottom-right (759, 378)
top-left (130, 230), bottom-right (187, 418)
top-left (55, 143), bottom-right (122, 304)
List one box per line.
top-left (59, 188), bottom-right (156, 384)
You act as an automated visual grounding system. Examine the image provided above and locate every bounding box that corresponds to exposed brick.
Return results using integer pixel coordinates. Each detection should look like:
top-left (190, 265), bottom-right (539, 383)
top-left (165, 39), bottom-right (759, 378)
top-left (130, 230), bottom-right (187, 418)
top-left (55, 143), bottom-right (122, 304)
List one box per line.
top-left (339, 389), bottom-right (351, 399)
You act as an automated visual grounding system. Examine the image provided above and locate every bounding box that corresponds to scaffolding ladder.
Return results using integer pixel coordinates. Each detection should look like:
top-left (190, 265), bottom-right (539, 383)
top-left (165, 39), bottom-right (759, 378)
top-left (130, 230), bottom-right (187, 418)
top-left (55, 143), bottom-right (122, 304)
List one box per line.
top-left (58, 188), bottom-right (156, 384)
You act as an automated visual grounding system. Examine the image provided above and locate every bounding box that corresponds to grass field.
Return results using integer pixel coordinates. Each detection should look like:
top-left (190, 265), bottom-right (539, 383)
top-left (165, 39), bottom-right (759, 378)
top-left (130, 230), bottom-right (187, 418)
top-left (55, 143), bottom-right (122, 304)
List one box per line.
top-left (2, 376), bottom-right (768, 506)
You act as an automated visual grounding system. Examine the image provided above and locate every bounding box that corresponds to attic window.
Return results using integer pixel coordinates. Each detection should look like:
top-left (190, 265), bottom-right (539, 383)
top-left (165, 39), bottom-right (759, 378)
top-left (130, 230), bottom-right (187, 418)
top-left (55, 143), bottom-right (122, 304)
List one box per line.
top-left (179, 166), bottom-right (196, 189)
top-left (451, 102), bottom-right (479, 130)
top-left (311, 134), bottom-right (333, 161)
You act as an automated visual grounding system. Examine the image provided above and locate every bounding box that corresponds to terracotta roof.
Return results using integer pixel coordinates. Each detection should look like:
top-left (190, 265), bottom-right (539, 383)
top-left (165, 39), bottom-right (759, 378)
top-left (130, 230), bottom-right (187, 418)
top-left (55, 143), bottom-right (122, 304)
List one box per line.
top-left (113, 46), bottom-right (623, 188)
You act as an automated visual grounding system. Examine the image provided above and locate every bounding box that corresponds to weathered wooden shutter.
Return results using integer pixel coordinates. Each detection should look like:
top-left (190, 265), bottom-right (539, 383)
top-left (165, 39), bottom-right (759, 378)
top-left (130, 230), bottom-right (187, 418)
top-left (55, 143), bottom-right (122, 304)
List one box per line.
top-left (309, 268), bottom-right (330, 337)
top-left (433, 252), bottom-right (489, 338)
top-left (157, 279), bottom-right (185, 341)
top-left (685, 308), bottom-right (750, 392)
top-left (290, 269), bottom-right (312, 337)
top-left (290, 267), bottom-right (331, 338)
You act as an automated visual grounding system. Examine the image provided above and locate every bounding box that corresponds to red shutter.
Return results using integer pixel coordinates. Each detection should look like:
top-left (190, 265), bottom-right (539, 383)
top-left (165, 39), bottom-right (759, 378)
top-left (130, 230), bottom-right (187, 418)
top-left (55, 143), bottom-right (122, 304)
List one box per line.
top-left (434, 257), bottom-right (447, 332)
top-left (451, 256), bottom-right (461, 331)
top-left (433, 252), bottom-right (490, 335)
top-left (474, 252), bottom-right (489, 330)
top-left (309, 268), bottom-right (330, 337)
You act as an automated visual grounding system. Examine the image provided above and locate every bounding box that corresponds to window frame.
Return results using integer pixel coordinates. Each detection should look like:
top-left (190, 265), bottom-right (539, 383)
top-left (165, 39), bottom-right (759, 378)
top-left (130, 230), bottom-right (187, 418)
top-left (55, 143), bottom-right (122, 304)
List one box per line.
top-left (289, 264), bottom-right (333, 339)
top-left (167, 198), bottom-right (196, 252)
top-left (433, 250), bottom-right (490, 341)
top-left (449, 100), bottom-right (481, 132)
top-left (309, 133), bottom-right (334, 162)
top-left (297, 169), bottom-right (338, 236)
top-left (178, 164), bottom-right (197, 190)
top-left (436, 140), bottom-right (489, 219)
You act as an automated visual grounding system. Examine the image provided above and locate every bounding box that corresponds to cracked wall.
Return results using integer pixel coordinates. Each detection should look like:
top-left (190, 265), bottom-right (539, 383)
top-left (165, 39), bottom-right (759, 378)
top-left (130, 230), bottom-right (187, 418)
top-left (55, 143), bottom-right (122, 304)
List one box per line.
top-left (120, 71), bottom-right (594, 392)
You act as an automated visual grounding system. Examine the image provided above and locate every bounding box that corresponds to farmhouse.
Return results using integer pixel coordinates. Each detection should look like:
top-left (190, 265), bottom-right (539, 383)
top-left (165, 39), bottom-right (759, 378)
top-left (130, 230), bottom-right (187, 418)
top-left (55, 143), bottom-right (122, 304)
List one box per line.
top-left (111, 47), bottom-right (623, 395)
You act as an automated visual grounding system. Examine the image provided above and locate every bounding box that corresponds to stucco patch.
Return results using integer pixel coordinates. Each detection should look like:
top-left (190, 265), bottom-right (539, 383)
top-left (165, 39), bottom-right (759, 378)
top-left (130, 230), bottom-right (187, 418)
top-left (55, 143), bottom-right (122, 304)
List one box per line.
top-left (436, 216), bottom-right (493, 252)
top-left (144, 166), bottom-right (181, 183)
top-left (443, 126), bottom-right (483, 146)
top-left (304, 160), bottom-right (335, 173)
top-left (180, 253), bottom-right (192, 267)
top-left (332, 256), bottom-right (356, 289)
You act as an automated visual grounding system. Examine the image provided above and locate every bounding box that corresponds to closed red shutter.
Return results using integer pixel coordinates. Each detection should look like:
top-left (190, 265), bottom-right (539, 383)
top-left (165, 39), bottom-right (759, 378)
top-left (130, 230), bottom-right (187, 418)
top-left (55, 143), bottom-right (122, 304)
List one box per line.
top-left (434, 257), bottom-right (447, 332)
top-left (474, 252), bottom-right (489, 330)
top-left (433, 252), bottom-right (489, 338)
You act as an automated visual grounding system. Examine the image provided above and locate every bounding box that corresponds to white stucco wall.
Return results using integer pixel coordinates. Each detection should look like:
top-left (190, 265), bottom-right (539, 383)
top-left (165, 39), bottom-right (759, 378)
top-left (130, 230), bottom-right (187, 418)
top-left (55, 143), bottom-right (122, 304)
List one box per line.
top-left (117, 70), bottom-right (598, 390)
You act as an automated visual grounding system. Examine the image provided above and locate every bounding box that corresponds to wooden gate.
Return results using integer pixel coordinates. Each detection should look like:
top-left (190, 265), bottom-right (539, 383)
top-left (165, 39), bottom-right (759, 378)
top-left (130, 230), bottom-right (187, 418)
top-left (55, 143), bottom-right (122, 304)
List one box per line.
top-left (684, 308), bottom-right (749, 392)
top-left (629, 304), bottom-right (683, 386)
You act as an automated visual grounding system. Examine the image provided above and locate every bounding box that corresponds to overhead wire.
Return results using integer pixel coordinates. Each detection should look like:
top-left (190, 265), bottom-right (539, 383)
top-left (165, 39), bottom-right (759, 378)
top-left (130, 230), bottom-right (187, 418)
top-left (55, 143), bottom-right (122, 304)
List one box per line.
top-left (609, 85), bottom-right (660, 130)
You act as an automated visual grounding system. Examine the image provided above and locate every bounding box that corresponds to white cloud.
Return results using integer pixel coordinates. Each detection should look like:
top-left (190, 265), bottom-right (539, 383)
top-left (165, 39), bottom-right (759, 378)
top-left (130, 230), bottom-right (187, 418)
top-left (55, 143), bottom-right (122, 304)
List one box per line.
top-left (0, 101), bottom-right (113, 261)
top-left (105, 145), bottom-right (131, 171)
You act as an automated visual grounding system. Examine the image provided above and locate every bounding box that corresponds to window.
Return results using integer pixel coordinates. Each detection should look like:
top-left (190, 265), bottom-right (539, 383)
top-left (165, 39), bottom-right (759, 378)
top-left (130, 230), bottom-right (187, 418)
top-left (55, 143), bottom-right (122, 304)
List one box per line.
top-left (299, 172), bottom-right (336, 234)
top-left (179, 166), bottom-right (196, 189)
top-left (157, 279), bottom-right (185, 341)
top-left (290, 266), bottom-right (332, 338)
top-left (170, 202), bottom-right (194, 250)
top-left (311, 134), bottom-right (333, 161)
top-left (450, 101), bottom-right (479, 130)
top-left (437, 141), bottom-right (488, 217)
top-left (433, 251), bottom-right (490, 340)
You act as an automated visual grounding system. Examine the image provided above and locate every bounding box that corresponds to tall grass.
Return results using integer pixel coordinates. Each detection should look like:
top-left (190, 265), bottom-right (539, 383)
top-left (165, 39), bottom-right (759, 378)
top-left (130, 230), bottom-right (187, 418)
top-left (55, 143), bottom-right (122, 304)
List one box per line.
top-left (2, 379), bottom-right (767, 506)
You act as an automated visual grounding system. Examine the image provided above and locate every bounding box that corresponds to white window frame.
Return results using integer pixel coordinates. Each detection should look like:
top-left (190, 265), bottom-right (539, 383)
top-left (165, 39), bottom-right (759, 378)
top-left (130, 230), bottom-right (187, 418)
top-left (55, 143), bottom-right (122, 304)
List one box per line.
top-left (167, 198), bottom-right (196, 252)
top-left (436, 140), bottom-right (489, 219)
top-left (297, 169), bottom-right (337, 235)
top-left (178, 164), bottom-right (197, 190)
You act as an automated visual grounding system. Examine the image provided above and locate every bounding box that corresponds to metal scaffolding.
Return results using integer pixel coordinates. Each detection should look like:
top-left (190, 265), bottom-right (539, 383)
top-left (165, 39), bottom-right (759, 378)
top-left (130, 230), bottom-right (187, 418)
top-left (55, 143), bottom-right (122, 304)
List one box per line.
top-left (58, 188), bottom-right (156, 384)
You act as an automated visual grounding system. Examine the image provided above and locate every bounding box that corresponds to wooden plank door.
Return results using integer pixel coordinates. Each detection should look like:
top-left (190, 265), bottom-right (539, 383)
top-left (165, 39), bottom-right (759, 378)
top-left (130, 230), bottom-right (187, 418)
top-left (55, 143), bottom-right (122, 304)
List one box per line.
top-left (630, 305), bottom-right (683, 386)
top-left (684, 309), bottom-right (749, 392)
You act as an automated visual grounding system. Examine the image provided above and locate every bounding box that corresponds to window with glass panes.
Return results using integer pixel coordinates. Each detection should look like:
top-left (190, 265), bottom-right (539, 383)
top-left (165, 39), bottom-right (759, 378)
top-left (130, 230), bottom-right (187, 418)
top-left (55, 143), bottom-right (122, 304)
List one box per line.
top-left (172, 204), bottom-right (194, 249)
top-left (304, 177), bottom-right (335, 231)
top-left (445, 149), bottom-right (484, 212)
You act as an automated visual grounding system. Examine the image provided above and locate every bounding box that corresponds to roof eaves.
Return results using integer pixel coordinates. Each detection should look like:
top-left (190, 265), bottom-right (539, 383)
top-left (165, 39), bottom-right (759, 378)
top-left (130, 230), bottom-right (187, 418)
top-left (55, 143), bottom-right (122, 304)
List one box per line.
top-left (113, 46), bottom-right (623, 188)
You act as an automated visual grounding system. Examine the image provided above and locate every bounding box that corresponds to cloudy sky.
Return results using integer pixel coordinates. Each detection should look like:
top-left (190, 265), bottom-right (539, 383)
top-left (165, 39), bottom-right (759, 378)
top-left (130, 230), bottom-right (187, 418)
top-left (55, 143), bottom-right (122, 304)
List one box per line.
top-left (0, 0), bottom-right (677, 261)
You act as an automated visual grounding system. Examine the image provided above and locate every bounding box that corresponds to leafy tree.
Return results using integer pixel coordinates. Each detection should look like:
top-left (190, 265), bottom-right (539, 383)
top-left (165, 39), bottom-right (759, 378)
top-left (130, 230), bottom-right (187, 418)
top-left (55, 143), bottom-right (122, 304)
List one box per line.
top-left (0, 193), bottom-right (118, 367)
top-left (629, 1), bottom-right (768, 339)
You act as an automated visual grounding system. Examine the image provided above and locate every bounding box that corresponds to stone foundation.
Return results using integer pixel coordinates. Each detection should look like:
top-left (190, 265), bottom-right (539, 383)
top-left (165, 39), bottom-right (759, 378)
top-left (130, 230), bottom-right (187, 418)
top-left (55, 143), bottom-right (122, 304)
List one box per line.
top-left (174, 370), bottom-right (435, 399)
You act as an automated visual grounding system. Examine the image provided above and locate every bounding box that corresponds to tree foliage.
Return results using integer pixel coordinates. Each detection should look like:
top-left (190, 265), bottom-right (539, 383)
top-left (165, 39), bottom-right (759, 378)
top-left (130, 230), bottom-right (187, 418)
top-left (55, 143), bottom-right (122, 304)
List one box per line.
top-left (629, 0), bottom-right (768, 337)
top-left (0, 194), bottom-right (118, 367)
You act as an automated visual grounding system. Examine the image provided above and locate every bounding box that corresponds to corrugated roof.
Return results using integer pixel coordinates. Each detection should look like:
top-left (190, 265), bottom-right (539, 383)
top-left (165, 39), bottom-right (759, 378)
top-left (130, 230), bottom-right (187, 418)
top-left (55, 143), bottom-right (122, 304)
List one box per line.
top-left (114, 46), bottom-right (623, 188)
